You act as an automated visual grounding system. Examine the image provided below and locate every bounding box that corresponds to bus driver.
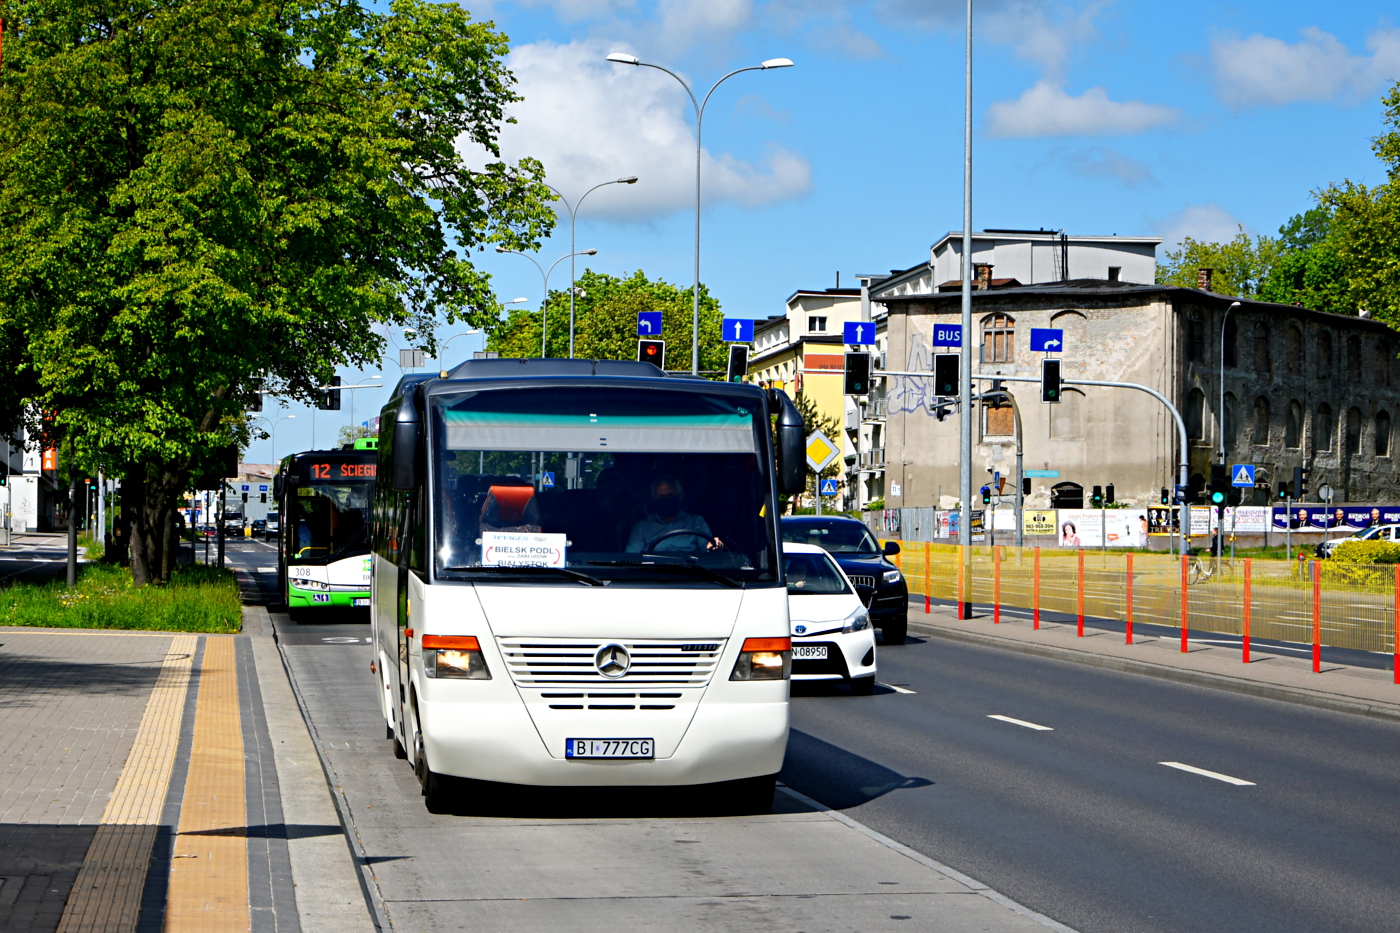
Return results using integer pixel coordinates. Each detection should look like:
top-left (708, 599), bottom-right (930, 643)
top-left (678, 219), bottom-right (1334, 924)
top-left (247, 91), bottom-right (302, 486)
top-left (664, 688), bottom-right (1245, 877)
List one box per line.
top-left (626, 475), bottom-right (725, 554)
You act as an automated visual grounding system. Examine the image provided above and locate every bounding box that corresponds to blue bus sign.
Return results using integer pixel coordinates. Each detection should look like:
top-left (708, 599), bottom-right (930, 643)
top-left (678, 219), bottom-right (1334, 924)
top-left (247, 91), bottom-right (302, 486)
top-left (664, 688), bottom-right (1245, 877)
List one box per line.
top-left (932, 324), bottom-right (962, 347)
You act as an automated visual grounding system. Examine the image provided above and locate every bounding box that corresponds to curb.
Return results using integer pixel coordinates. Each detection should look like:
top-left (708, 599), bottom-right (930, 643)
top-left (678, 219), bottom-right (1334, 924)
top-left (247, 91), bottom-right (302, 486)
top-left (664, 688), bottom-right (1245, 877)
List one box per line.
top-left (910, 620), bottom-right (1400, 725)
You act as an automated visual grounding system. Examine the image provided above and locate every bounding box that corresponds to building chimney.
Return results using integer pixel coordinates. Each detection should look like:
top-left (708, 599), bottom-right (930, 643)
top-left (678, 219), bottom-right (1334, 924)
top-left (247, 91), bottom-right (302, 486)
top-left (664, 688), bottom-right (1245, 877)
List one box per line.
top-left (974, 263), bottom-right (993, 290)
top-left (1197, 268), bottom-right (1214, 291)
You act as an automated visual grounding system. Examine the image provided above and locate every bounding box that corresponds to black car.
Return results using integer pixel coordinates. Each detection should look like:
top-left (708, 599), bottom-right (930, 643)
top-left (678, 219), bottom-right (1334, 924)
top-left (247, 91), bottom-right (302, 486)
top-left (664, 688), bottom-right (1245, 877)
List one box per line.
top-left (780, 515), bottom-right (909, 644)
top-left (250, 519), bottom-right (267, 536)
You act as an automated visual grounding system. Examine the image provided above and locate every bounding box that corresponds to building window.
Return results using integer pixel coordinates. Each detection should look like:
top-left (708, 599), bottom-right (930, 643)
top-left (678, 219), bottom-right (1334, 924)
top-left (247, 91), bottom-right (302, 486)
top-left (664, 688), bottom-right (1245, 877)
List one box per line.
top-left (983, 400), bottom-right (1014, 437)
top-left (1377, 411), bottom-right (1391, 457)
top-left (1316, 331), bottom-right (1332, 380)
top-left (1186, 312), bottom-right (1205, 364)
top-left (981, 314), bottom-right (1015, 363)
top-left (1286, 325), bottom-right (1303, 375)
top-left (1347, 335), bottom-right (1362, 375)
top-left (1051, 482), bottom-right (1084, 509)
top-left (1346, 406), bottom-right (1362, 455)
top-left (1285, 400), bottom-right (1303, 449)
top-left (1186, 388), bottom-right (1206, 442)
top-left (1254, 323), bottom-right (1271, 374)
top-left (1379, 344), bottom-right (1394, 388)
top-left (1224, 315), bottom-right (1238, 368)
top-left (808, 316), bottom-right (827, 333)
top-left (1316, 404), bottom-right (1334, 451)
top-left (1253, 397), bottom-right (1270, 446)
top-left (1050, 388), bottom-right (1084, 439)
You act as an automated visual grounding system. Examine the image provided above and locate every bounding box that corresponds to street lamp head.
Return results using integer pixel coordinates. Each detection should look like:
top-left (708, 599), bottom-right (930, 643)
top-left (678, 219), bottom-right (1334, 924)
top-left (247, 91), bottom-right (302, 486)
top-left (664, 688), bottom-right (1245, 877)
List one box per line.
top-left (606, 52), bottom-right (640, 65)
top-left (495, 246), bottom-right (507, 253)
top-left (760, 58), bottom-right (794, 69)
top-left (1228, 300), bottom-right (1241, 310)
top-left (618, 175), bottom-right (639, 184)
top-left (581, 248), bottom-right (598, 256)
top-left (505, 297), bottom-right (529, 304)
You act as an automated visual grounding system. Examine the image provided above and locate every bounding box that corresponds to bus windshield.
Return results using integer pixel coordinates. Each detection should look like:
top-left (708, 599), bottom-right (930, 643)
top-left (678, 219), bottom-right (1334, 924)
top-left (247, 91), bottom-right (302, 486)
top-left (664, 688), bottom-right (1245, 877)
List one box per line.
top-left (289, 475), bottom-right (371, 561)
top-left (430, 387), bottom-right (778, 585)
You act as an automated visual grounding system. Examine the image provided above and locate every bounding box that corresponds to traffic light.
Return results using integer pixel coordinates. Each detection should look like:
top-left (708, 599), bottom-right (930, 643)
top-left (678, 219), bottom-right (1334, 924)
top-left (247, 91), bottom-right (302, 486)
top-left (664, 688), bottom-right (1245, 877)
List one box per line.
top-left (1105, 483), bottom-right (1115, 505)
top-left (1277, 482), bottom-right (1292, 500)
top-left (637, 339), bottom-right (665, 369)
top-left (933, 354), bottom-right (958, 397)
top-left (980, 485), bottom-right (992, 504)
top-left (726, 345), bottom-right (749, 383)
top-left (1294, 465), bottom-right (1309, 498)
top-left (1227, 490), bottom-right (1241, 507)
top-left (1090, 485), bottom-right (1104, 507)
top-left (242, 492), bottom-right (249, 503)
top-left (0, 473), bottom-right (6, 487)
top-left (1175, 483), bottom-right (1187, 503)
top-left (843, 351), bottom-right (871, 396)
top-left (1041, 358), bottom-right (1062, 403)
top-left (1209, 463), bottom-right (1228, 506)
top-left (260, 493), bottom-right (267, 503)
top-left (1022, 477), bottom-right (1031, 496)
top-left (318, 375), bottom-right (341, 411)
top-left (1160, 487), bottom-right (1169, 505)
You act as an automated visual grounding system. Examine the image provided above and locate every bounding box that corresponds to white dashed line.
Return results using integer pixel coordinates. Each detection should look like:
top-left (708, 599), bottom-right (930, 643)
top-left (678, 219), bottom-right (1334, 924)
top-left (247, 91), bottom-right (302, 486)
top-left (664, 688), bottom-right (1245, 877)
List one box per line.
top-left (988, 714), bottom-right (1053, 731)
top-left (1159, 761), bottom-right (1255, 786)
top-left (880, 683), bottom-right (917, 694)
top-left (257, 567), bottom-right (277, 573)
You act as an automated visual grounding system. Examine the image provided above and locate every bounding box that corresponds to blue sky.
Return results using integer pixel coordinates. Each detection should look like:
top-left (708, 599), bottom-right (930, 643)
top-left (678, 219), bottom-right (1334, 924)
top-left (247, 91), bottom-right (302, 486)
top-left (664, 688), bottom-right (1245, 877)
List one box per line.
top-left (256, 0), bottom-right (1400, 463)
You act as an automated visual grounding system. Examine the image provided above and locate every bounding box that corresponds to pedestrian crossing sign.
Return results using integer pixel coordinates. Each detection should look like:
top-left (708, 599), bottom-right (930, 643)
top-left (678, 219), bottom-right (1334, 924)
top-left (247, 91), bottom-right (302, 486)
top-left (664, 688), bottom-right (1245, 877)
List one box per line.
top-left (820, 478), bottom-right (838, 496)
top-left (1231, 464), bottom-right (1255, 487)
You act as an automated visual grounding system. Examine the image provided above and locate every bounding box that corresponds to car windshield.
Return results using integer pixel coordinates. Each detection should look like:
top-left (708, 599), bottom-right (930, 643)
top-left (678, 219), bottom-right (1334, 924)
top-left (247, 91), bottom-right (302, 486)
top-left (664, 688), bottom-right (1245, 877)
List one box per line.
top-left (784, 551), bottom-right (850, 595)
top-left (430, 387), bottom-right (778, 586)
top-left (781, 519), bottom-right (880, 554)
top-left (289, 475), bottom-right (371, 561)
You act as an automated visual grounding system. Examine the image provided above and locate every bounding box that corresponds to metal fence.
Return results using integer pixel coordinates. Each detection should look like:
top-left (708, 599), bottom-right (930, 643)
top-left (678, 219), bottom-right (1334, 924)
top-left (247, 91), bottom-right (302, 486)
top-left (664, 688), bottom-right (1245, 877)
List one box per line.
top-left (883, 541), bottom-right (1400, 676)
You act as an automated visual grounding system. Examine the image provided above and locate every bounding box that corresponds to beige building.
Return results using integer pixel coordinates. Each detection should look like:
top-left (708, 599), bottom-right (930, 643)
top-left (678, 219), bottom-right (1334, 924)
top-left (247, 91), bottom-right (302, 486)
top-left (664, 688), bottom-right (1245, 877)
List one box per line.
top-left (874, 275), bottom-right (1400, 510)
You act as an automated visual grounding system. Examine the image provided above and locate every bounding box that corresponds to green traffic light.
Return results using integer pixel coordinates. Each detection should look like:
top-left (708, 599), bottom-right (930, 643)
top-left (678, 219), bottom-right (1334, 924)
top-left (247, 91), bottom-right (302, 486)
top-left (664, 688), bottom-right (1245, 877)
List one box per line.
top-left (1210, 491), bottom-right (1225, 505)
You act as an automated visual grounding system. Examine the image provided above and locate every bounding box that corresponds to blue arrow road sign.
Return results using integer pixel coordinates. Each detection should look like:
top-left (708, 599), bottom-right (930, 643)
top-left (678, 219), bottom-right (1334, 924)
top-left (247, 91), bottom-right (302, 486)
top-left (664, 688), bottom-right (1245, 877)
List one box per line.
top-left (722, 318), bottom-right (754, 343)
top-left (1231, 464), bottom-right (1256, 487)
top-left (843, 321), bottom-right (876, 345)
top-left (1030, 328), bottom-right (1064, 353)
top-left (932, 324), bottom-right (962, 347)
top-left (636, 312), bottom-right (662, 336)
top-left (820, 478), bottom-right (838, 496)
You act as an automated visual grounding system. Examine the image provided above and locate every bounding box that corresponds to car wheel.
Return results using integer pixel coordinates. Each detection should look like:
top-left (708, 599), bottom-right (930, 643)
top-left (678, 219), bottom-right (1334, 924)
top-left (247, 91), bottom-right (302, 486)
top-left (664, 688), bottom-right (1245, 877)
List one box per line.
top-left (881, 614), bottom-right (908, 646)
top-left (849, 675), bottom-right (876, 696)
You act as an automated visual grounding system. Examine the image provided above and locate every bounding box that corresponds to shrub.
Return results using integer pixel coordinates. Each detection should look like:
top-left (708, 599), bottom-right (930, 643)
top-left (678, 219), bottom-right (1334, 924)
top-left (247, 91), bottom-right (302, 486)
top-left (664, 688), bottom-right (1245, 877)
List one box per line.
top-left (1330, 540), bottom-right (1400, 564)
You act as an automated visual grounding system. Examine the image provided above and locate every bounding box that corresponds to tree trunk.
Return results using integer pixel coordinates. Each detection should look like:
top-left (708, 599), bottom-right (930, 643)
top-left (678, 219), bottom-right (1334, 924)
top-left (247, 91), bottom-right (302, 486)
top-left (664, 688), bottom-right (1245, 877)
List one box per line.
top-left (126, 464), bottom-right (186, 587)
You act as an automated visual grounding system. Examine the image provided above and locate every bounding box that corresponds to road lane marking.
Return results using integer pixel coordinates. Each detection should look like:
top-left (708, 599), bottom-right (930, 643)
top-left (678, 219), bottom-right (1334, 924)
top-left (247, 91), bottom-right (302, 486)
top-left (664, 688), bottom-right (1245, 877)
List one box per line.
top-left (56, 636), bottom-right (197, 933)
top-left (1159, 761), bottom-right (1255, 786)
top-left (988, 714), bottom-right (1053, 731)
top-left (257, 567), bottom-right (276, 573)
top-left (880, 683), bottom-right (917, 694)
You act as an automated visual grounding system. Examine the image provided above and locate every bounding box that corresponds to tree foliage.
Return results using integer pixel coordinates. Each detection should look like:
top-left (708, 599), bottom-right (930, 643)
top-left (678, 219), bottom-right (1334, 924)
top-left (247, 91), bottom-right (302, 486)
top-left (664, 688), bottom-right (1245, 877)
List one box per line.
top-left (0, 0), bottom-right (555, 583)
top-left (483, 269), bottom-right (728, 371)
top-left (1155, 227), bottom-right (1282, 298)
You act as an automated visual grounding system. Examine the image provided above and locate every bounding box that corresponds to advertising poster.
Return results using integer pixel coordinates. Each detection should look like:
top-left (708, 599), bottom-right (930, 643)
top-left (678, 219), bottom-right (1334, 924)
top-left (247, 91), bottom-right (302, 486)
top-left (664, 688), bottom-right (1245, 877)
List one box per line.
top-left (1147, 507), bottom-right (1178, 534)
top-left (1055, 509), bottom-right (1148, 548)
top-left (970, 509), bottom-right (985, 542)
top-left (1023, 510), bottom-right (1058, 536)
top-left (1222, 506), bottom-right (1270, 533)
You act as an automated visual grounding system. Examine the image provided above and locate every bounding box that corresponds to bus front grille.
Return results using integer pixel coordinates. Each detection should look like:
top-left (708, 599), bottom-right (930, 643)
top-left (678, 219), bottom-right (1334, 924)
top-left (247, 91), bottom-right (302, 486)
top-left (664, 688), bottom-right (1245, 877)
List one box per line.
top-left (496, 638), bottom-right (727, 686)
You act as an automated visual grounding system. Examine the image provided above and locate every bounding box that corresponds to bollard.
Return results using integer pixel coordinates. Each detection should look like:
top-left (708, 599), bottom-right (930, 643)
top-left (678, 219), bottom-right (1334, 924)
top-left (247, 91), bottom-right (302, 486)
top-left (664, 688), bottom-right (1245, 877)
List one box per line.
top-left (1033, 547), bottom-right (1041, 630)
top-left (1076, 549), bottom-right (1085, 637)
top-left (957, 548), bottom-right (967, 620)
top-left (1243, 558), bottom-right (1252, 664)
top-left (993, 546), bottom-right (1002, 624)
top-left (924, 541), bottom-right (932, 615)
top-left (1312, 559), bottom-right (1321, 673)
top-left (1180, 554), bottom-right (1189, 653)
top-left (1125, 551), bottom-right (1134, 644)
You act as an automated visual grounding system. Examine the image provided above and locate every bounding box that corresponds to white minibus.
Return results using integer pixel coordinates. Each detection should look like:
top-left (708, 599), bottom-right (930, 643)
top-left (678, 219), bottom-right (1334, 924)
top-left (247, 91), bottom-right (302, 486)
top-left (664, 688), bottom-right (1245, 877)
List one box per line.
top-left (370, 358), bottom-right (808, 812)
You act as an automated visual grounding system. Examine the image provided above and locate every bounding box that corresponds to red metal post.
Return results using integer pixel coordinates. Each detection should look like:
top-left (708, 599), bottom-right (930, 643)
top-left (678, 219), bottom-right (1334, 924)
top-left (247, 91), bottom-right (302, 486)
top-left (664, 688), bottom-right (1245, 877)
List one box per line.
top-left (957, 548), bottom-right (966, 620)
top-left (1243, 558), bottom-right (1252, 664)
top-left (1312, 559), bottom-right (1322, 673)
top-left (1033, 547), bottom-right (1041, 630)
top-left (1125, 551), bottom-right (1134, 644)
top-left (924, 541), bottom-right (932, 614)
top-left (993, 546), bottom-right (1002, 624)
top-left (1076, 548), bottom-right (1085, 637)
top-left (1180, 554), bottom-right (1189, 653)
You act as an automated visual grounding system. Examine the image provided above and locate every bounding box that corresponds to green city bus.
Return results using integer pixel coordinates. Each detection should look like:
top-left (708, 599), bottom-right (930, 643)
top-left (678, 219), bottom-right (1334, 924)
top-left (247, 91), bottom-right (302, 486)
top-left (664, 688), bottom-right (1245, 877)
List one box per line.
top-left (275, 438), bottom-right (378, 613)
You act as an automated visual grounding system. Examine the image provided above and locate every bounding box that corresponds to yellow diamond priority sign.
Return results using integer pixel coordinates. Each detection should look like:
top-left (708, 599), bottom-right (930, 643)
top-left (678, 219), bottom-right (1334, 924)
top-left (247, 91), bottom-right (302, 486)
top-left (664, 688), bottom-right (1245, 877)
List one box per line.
top-left (805, 431), bottom-right (840, 472)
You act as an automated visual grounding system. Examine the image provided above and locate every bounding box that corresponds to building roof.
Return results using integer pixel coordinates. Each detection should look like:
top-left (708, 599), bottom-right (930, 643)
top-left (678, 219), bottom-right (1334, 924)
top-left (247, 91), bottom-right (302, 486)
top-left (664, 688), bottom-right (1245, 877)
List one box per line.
top-left (785, 286), bottom-right (862, 303)
top-left (930, 230), bottom-right (1163, 250)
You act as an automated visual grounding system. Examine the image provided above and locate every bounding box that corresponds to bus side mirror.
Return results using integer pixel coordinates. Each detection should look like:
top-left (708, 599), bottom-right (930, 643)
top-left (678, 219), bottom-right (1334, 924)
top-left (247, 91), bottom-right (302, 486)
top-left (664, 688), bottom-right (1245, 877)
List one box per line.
top-left (272, 476), bottom-right (283, 499)
top-left (883, 541), bottom-right (900, 556)
top-left (770, 389), bottom-right (806, 496)
top-left (392, 420), bottom-right (422, 490)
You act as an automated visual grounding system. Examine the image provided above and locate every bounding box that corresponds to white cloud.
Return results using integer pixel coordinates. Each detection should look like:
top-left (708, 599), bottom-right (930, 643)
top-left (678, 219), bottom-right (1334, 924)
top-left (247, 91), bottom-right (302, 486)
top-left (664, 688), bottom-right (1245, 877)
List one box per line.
top-left (1064, 147), bottom-right (1155, 186)
top-left (464, 40), bottom-right (811, 220)
top-left (657, 0), bottom-right (754, 45)
top-left (987, 81), bottom-right (1179, 137)
top-left (1154, 203), bottom-right (1247, 255)
top-left (983, 0), bottom-right (1110, 81)
top-left (1212, 25), bottom-right (1400, 110)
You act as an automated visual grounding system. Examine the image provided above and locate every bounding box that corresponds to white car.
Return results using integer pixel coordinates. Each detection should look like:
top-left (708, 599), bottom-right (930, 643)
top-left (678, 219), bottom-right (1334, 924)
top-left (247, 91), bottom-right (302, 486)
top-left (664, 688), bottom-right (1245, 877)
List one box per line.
top-left (1317, 523), bottom-right (1400, 558)
top-left (784, 542), bottom-right (878, 694)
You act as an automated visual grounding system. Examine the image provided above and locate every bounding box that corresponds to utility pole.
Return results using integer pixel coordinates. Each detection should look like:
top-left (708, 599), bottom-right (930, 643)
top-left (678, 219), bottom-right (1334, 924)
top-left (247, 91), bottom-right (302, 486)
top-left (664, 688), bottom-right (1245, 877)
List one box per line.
top-left (957, 0), bottom-right (974, 619)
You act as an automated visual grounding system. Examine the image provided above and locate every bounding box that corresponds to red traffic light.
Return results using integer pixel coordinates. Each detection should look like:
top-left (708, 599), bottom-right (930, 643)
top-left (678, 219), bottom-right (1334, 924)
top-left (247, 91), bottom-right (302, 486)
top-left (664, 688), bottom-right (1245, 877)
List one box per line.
top-left (637, 339), bottom-right (665, 369)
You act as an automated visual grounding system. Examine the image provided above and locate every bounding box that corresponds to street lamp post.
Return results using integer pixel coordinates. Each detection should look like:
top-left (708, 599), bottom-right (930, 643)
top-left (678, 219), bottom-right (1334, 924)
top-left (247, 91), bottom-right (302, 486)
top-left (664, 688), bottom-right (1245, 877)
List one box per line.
top-left (257, 413), bottom-right (295, 463)
top-left (607, 52), bottom-right (793, 375)
top-left (496, 249), bottom-right (597, 357)
top-left (544, 178), bottom-right (639, 358)
top-left (435, 301), bottom-right (526, 375)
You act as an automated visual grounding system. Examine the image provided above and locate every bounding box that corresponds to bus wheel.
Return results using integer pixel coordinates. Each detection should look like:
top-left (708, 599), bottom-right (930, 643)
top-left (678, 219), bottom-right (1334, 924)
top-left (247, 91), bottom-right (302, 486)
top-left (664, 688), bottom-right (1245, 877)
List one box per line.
top-left (412, 718), bottom-right (453, 814)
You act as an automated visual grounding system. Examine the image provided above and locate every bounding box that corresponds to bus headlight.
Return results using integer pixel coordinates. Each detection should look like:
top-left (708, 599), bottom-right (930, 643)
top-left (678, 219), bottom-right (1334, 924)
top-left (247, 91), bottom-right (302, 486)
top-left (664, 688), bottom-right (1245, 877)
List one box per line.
top-left (730, 637), bottom-right (791, 681)
top-left (421, 635), bottom-right (491, 680)
top-left (842, 607), bottom-right (870, 633)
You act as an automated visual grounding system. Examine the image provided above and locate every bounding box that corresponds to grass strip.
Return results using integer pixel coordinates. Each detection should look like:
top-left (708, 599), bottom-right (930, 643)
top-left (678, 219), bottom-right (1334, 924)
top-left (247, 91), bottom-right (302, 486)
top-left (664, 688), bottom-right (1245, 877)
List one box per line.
top-left (1, 563), bottom-right (241, 633)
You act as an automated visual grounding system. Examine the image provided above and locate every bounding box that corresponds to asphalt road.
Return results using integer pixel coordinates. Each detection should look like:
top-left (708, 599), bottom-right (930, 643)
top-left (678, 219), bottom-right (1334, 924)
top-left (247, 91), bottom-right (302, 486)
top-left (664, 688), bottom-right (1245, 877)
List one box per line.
top-left (220, 541), bottom-right (1400, 932)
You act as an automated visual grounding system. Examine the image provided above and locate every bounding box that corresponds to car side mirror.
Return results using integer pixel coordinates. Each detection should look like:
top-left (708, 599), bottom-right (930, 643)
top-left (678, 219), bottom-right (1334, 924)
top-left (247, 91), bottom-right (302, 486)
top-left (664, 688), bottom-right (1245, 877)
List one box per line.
top-left (883, 541), bottom-right (901, 556)
top-left (853, 583), bottom-right (875, 607)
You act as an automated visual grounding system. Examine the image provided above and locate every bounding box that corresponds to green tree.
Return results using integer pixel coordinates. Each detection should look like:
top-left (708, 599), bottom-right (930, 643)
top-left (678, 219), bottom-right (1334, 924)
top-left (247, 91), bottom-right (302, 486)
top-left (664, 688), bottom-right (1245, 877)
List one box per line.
top-left (1155, 227), bottom-right (1282, 297)
top-left (791, 391), bottom-right (843, 509)
top-left (337, 424), bottom-right (375, 448)
top-left (0, 0), bottom-right (554, 584)
top-left (483, 269), bottom-right (728, 371)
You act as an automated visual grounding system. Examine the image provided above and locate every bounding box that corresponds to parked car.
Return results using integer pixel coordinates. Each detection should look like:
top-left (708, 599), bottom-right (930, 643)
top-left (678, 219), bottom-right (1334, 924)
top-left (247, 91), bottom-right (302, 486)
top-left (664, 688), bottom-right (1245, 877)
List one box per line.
top-left (1315, 523), bottom-right (1400, 559)
top-left (250, 519), bottom-right (267, 537)
top-left (780, 515), bottom-right (909, 644)
top-left (784, 542), bottom-right (878, 694)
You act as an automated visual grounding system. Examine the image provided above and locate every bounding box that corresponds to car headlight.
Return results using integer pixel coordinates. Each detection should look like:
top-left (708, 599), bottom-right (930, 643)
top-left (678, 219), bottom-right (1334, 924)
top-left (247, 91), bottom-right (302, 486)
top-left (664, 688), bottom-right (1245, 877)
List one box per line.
top-left (842, 606), bottom-right (870, 633)
top-left (882, 569), bottom-right (902, 585)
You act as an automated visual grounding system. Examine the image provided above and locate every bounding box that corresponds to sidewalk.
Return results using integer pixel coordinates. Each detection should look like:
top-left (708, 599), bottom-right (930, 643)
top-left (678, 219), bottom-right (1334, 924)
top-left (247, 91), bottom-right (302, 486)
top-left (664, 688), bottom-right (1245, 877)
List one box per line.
top-left (0, 613), bottom-right (373, 933)
top-left (906, 596), bottom-right (1400, 723)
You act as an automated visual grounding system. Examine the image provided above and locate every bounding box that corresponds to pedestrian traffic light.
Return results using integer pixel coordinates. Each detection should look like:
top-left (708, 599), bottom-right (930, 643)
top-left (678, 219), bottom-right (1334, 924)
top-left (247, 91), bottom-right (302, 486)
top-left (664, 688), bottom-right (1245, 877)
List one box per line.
top-left (1175, 484), bottom-right (1187, 503)
top-left (1227, 490), bottom-right (1241, 507)
top-left (1160, 487), bottom-right (1169, 505)
top-left (1040, 358), bottom-right (1062, 403)
top-left (317, 375), bottom-right (341, 411)
top-left (0, 473), bottom-right (6, 487)
top-left (1105, 483), bottom-right (1115, 505)
top-left (637, 339), bottom-right (665, 369)
top-left (1209, 463), bottom-right (1228, 506)
top-left (843, 351), bottom-right (871, 396)
top-left (260, 493), bottom-right (267, 503)
top-left (980, 485), bottom-right (992, 504)
top-left (241, 492), bottom-right (248, 503)
top-left (1294, 465), bottom-right (1309, 498)
top-left (726, 345), bottom-right (749, 383)
top-left (933, 354), bottom-right (958, 396)
top-left (1090, 485), bottom-right (1104, 507)
top-left (1277, 482), bottom-right (1292, 500)
top-left (1022, 477), bottom-right (1031, 496)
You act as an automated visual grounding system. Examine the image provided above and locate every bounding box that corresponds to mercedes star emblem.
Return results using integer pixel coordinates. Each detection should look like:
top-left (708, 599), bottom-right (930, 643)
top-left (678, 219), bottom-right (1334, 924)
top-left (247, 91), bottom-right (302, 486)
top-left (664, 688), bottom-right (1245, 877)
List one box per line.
top-left (594, 643), bottom-right (631, 678)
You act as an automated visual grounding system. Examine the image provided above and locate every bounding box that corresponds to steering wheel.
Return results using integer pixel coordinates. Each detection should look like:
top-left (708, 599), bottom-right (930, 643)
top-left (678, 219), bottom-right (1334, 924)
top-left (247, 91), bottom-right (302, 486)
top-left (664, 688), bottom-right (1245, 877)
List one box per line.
top-left (643, 528), bottom-right (712, 552)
